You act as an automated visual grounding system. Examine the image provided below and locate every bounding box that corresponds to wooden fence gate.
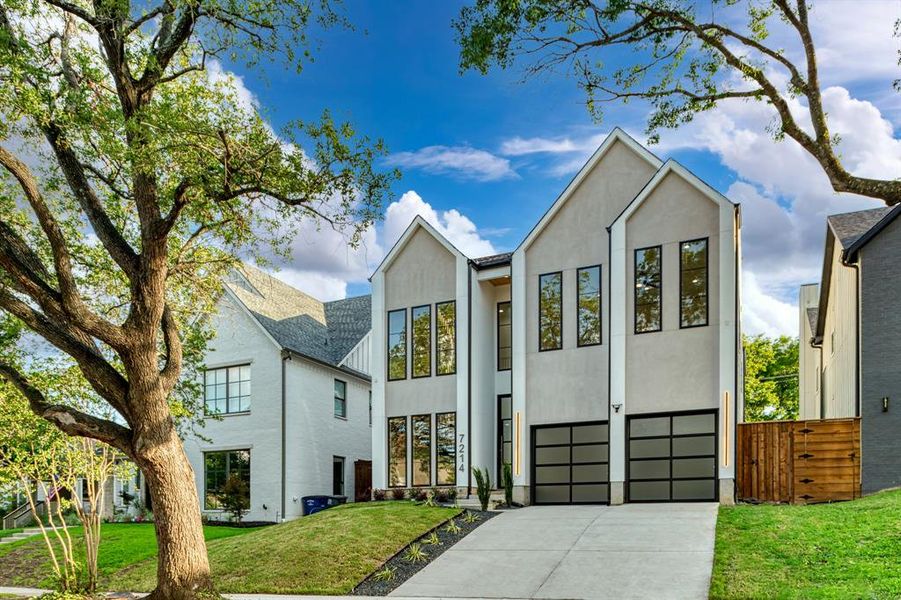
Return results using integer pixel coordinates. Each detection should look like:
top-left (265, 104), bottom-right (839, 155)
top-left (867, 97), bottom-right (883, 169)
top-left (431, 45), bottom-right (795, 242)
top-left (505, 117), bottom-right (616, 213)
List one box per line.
top-left (737, 418), bottom-right (860, 504)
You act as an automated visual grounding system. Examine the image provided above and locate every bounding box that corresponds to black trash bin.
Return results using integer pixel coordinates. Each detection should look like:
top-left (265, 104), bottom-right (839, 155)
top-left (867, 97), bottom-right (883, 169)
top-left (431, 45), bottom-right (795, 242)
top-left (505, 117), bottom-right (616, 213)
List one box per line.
top-left (302, 495), bottom-right (347, 516)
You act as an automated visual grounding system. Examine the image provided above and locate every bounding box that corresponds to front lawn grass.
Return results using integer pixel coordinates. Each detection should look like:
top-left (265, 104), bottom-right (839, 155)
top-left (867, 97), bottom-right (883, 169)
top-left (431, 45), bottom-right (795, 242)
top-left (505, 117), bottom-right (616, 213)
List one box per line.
top-left (0, 523), bottom-right (250, 588)
top-left (114, 501), bottom-right (460, 595)
top-left (710, 489), bottom-right (901, 599)
top-left (0, 528), bottom-right (23, 539)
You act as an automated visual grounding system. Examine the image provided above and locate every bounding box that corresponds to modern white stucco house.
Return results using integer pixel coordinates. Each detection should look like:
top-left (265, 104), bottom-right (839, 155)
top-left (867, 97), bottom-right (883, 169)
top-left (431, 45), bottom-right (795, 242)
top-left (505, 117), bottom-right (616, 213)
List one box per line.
top-left (184, 265), bottom-right (372, 522)
top-left (799, 205), bottom-right (901, 494)
top-left (370, 129), bottom-right (742, 506)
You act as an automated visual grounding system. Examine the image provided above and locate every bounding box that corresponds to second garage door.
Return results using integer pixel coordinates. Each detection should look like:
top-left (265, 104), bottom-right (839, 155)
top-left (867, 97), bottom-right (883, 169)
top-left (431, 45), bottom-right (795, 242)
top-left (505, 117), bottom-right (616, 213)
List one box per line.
top-left (532, 421), bottom-right (609, 504)
top-left (627, 411), bottom-right (718, 502)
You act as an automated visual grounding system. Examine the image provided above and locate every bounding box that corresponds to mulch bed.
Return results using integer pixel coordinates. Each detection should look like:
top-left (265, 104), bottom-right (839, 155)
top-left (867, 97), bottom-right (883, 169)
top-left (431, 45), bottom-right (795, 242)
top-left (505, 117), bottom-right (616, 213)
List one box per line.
top-left (351, 508), bottom-right (497, 596)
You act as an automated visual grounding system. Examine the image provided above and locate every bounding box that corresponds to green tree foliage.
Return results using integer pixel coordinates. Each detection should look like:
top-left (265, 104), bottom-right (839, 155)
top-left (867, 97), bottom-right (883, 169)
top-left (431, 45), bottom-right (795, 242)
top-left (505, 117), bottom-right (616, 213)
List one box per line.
top-left (743, 334), bottom-right (799, 421)
top-left (455, 0), bottom-right (901, 205)
top-left (217, 474), bottom-right (250, 525)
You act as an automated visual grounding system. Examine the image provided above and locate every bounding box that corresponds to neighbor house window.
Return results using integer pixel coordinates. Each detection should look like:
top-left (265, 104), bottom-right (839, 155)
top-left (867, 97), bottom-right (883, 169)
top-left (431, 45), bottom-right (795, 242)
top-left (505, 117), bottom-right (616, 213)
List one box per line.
top-left (436, 412), bottom-right (456, 486)
top-left (680, 239), bottom-right (708, 328)
top-left (204, 365), bottom-right (251, 414)
top-left (539, 272), bottom-right (562, 350)
top-left (634, 246), bottom-right (662, 333)
top-left (387, 309), bottom-right (407, 381)
top-left (412, 415), bottom-right (432, 487)
top-left (334, 379), bottom-right (347, 419)
top-left (436, 301), bottom-right (456, 375)
top-left (577, 266), bottom-right (602, 346)
top-left (411, 305), bottom-right (431, 378)
top-left (388, 417), bottom-right (407, 487)
top-left (497, 301), bottom-right (511, 371)
top-left (333, 456), bottom-right (345, 496)
top-left (204, 450), bottom-right (250, 510)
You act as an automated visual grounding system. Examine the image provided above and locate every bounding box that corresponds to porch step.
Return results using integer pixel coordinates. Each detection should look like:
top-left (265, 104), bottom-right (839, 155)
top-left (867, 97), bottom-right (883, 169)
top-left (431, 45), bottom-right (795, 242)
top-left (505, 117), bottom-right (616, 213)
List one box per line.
top-left (455, 491), bottom-right (507, 510)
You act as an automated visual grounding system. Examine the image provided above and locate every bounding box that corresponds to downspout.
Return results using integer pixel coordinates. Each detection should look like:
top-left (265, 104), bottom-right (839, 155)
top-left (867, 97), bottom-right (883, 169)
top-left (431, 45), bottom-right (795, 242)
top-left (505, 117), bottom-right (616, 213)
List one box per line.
top-left (280, 349), bottom-right (289, 521)
top-left (841, 254), bottom-right (862, 418)
top-left (605, 225), bottom-right (613, 504)
top-left (812, 338), bottom-right (824, 419)
top-left (467, 261), bottom-right (473, 497)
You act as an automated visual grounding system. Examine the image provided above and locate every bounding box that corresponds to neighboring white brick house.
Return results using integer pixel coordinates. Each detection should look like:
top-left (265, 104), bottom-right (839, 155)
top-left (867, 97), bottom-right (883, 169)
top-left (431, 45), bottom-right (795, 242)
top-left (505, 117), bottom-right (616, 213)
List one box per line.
top-left (184, 265), bottom-right (372, 522)
top-left (371, 129), bottom-right (742, 506)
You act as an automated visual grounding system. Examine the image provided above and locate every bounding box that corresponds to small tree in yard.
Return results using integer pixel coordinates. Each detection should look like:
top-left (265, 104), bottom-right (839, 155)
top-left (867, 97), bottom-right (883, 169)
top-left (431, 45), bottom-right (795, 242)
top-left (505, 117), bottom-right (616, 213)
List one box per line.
top-left (217, 474), bottom-right (249, 525)
top-left (502, 462), bottom-right (513, 507)
top-left (455, 0), bottom-right (901, 206)
top-left (0, 1), bottom-right (396, 598)
top-left (471, 466), bottom-right (491, 511)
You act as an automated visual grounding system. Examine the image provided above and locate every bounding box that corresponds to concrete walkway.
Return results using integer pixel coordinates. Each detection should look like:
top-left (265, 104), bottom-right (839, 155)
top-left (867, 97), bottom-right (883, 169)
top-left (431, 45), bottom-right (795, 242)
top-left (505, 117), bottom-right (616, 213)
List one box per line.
top-left (391, 503), bottom-right (718, 600)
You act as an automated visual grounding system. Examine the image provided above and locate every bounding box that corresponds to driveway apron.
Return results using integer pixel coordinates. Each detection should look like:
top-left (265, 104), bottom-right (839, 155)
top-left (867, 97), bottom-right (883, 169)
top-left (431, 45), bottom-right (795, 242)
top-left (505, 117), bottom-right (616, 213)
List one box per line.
top-left (390, 503), bottom-right (718, 600)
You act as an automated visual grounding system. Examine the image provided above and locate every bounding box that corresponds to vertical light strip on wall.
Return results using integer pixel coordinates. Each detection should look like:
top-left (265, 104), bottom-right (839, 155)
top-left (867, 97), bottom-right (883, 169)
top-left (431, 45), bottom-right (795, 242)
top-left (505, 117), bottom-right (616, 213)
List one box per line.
top-left (723, 391), bottom-right (730, 467)
top-left (514, 411), bottom-right (522, 476)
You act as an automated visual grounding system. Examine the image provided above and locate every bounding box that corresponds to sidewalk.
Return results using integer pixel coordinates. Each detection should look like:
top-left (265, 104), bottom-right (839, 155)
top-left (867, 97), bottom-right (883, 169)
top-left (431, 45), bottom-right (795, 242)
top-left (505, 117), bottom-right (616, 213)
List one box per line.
top-left (0, 587), bottom-right (493, 600)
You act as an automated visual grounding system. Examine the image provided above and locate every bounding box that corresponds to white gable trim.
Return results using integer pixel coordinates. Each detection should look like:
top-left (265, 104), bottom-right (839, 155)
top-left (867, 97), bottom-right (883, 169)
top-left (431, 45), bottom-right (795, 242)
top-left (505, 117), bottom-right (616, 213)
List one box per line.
top-left (370, 215), bottom-right (466, 278)
top-left (519, 128), bottom-right (663, 252)
top-left (338, 330), bottom-right (371, 368)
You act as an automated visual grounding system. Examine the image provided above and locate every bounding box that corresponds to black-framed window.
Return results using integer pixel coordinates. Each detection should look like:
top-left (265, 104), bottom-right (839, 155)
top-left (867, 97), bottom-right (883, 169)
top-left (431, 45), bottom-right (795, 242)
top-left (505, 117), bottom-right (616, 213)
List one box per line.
top-left (436, 412), bottom-right (456, 486)
top-left (436, 301), bottom-right (456, 375)
top-left (388, 416), bottom-right (407, 487)
top-left (387, 309), bottom-right (407, 381)
top-left (412, 414), bottom-right (432, 487)
top-left (634, 246), bottom-right (662, 333)
top-left (411, 305), bottom-right (431, 378)
top-left (497, 301), bottom-right (511, 371)
top-left (577, 266), bottom-right (602, 346)
top-left (204, 365), bottom-right (251, 414)
top-left (539, 272), bottom-right (562, 351)
top-left (333, 456), bottom-right (345, 496)
top-left (334, 379), bottom-right (347, 419)
top-left (204, 449), bottom-right (250, 509)
top-left (680, 239), bottom-right (708, 328)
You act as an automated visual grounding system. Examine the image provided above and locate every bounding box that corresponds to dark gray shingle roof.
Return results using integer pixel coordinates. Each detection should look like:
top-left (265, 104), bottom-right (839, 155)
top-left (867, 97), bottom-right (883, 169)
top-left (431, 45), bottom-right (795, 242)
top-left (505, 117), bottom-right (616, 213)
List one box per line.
top-left (226, 265), bottom-right (370, 371)
top-left (827, 207), bottom-right (893, 249)
top-left (471, 252), bottom-right (513, 269)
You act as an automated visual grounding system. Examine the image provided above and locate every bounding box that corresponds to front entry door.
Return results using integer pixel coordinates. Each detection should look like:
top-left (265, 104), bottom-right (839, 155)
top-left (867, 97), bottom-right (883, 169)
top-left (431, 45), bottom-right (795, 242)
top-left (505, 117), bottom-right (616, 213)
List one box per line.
top-left (497, 395), bottom-right (512, 482)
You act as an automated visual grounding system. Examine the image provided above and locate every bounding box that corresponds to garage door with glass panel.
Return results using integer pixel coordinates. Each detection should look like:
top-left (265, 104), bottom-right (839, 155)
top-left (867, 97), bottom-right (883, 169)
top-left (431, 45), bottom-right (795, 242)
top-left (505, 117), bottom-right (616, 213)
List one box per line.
top-left (627, 411), bottom-right (717, 502)
top-left (532, 422), bottom-right (608, 504)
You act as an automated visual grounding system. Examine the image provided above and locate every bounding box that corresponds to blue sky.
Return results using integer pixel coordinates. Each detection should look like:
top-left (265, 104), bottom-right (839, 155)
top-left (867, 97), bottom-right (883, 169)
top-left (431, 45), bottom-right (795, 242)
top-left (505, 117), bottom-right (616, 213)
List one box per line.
top-left (227, 1), bottom-right (901, 337)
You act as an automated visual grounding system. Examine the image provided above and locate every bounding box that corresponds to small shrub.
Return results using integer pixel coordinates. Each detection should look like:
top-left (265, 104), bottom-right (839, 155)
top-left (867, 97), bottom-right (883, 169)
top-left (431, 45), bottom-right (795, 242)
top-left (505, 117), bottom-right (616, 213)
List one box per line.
top-left (503, 462), bottom-right (514, 507)
top-left (373, 566), bottom-right (396, 582)
top-left (404, 542), bottom-right (428, 563)
top-left (432, 487), bottom-right (448, 503)
top-left (217, 474), bottom-right (250, 524)
top-left (463, 510), bottom-right (480, 523)
top-left (372, 488), bottom-right (387, 501)
top-left (446, 487), bottom-right (457, 501)
top-left (423, 531), bottom-right (441, 545)
top-left (411, 488), bottom-right (428, 502)
top-left (444, 519), bottom-right (461, 535)
top-left (424, 492), bottom-right (438, 507)
top-left (390, 488), bottom-right (407, 501)
top-left (472, 466), bottom-right (491, 511)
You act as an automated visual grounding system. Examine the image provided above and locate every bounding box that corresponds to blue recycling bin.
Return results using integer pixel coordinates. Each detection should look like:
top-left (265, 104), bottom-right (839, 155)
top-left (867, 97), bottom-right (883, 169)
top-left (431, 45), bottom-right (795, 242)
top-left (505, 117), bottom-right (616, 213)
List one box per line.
top-left (302, 495), bottom-right (347, 516)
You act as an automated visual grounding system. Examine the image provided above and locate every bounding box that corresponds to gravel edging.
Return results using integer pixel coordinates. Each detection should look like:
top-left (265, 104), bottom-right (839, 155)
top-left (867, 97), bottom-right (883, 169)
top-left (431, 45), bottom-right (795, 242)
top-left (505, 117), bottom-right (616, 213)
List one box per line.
top-left (351, 508), bottom-right (497, 596)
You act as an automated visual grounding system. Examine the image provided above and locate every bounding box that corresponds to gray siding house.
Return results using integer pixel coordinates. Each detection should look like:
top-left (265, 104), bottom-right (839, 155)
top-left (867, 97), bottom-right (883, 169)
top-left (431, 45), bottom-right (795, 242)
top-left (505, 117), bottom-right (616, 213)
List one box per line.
top-left (371, 129), bottom-right (742, 506)
top-left (184, 265), bottom-right (373, 522)
top-left (799, 205), bottom-right (901, 494)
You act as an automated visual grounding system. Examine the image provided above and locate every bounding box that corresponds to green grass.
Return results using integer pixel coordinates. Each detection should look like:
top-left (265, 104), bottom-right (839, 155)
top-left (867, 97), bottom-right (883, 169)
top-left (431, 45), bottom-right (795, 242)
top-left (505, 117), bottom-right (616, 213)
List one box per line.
top-left (0, 528), bottom-right (23, 539)
top-left (0, 523), bottom-right (250, 589)
top-left (710, 489), bottom-right (901, 599)
top-left (114, 502), bottom-right (459, 595)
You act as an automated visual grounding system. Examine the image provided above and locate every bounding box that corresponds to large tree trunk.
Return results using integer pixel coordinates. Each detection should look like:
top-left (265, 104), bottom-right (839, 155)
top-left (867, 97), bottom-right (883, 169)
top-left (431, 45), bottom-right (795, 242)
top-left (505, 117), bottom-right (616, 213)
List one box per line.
top-left (136, 423), bottom-right (213, 600)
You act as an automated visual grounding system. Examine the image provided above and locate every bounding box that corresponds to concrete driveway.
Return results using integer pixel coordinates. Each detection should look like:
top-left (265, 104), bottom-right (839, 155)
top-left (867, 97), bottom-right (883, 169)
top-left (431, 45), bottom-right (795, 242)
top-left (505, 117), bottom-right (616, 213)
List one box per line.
top-left (391, 503), bottom-right (718, 600)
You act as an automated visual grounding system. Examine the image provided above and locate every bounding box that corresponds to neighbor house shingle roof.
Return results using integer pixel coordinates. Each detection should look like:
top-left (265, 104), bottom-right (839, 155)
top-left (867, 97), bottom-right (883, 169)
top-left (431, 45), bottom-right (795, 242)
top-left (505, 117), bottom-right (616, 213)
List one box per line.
top-left (471, 252), bottom-right (513, 269)
top-left (225, 265), bottom-right (370, 376)
top-left (827, 207), bottom-right (894, 249)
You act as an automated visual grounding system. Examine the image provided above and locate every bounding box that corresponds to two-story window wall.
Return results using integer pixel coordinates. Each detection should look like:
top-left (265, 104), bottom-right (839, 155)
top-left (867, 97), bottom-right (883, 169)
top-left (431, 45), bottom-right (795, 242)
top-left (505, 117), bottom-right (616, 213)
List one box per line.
top-left (387, 301), bottom-right (456, 379)
top-left (436, 301), bottom-right (456, 375)
top-left (387, 309), bottom-right (407, 381)
top-left (387, 416), bottom-right (407, 487)
top-left (387, 412), bottom-right (457, 488)
top-left (204, 365), bottom-right (251, 414)
top-left (411, 305), bottom-right (432, 378)
top-left (437, 412), bottom-right (457, 485)
top-left (412, 415), bottom-right (431, 486)
top-left (539, 272), bottom-right (563, 350)
top-left (634, 246), bottom-right (662, 333)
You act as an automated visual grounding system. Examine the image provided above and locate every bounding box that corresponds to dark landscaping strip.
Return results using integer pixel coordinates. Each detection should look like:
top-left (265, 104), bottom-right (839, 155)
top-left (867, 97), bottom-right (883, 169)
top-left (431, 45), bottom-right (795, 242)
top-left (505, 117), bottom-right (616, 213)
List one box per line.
top-left (352, 508), bottom-right (497, 596)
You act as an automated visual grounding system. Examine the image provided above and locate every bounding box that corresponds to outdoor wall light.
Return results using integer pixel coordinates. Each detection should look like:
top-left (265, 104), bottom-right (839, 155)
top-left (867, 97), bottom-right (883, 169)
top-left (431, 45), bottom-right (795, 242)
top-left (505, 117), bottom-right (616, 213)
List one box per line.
top-left (262, 504), bottom-right (268, 510)
top-left (612, 403), bottom-right (622, 413)
top-left (883, 397), bottom-right (889, 412)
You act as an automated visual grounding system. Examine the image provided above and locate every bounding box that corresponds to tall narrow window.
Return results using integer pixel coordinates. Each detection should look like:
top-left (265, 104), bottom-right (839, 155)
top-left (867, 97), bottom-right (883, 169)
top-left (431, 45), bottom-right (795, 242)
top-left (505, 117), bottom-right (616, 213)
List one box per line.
top-left (333, 456), bottom-right (345, 496)
top-left (436, 412), bottom-right (456, 485)
top-left (539, 272), bottom-right (562, 350)
top-left (412, 415), bottom-right (432, 486)
top-left (436, 301), bottom-right (456, 375)
top-left (634, 246), bottom-right (662, 333)
top-left (577, 266), bottom-right (602, 346)
top-left (497, 301), bottom-right (512, 371)
top-left (388, 417), bottom-right (407, 487)
top-left (334, 379), bottom-right (347, 418)
top-left (680, 238), bottom-right (708, 328)
top-left (204, 365), bottom-right (251, 414)
top-left (387, 309), bottom-right (406, 381)
top-left (411, 305), bottom-right (431, 378)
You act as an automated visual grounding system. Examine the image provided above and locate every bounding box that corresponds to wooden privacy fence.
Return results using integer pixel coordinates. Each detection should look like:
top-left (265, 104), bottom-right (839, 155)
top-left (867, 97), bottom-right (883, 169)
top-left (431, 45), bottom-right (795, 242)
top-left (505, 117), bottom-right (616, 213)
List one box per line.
top-left (737, 417), bottom-right (860, 504)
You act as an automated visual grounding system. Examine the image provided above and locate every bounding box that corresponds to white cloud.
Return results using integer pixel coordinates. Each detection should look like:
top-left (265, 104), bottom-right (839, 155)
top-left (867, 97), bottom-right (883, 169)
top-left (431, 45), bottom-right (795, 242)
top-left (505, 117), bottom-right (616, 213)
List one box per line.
top-left (742, 271), bottom-right (798, 339)
top-left (386, 146), bottom-right (517, 181)
top-left (384, 191), bottom-right (497, 258)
